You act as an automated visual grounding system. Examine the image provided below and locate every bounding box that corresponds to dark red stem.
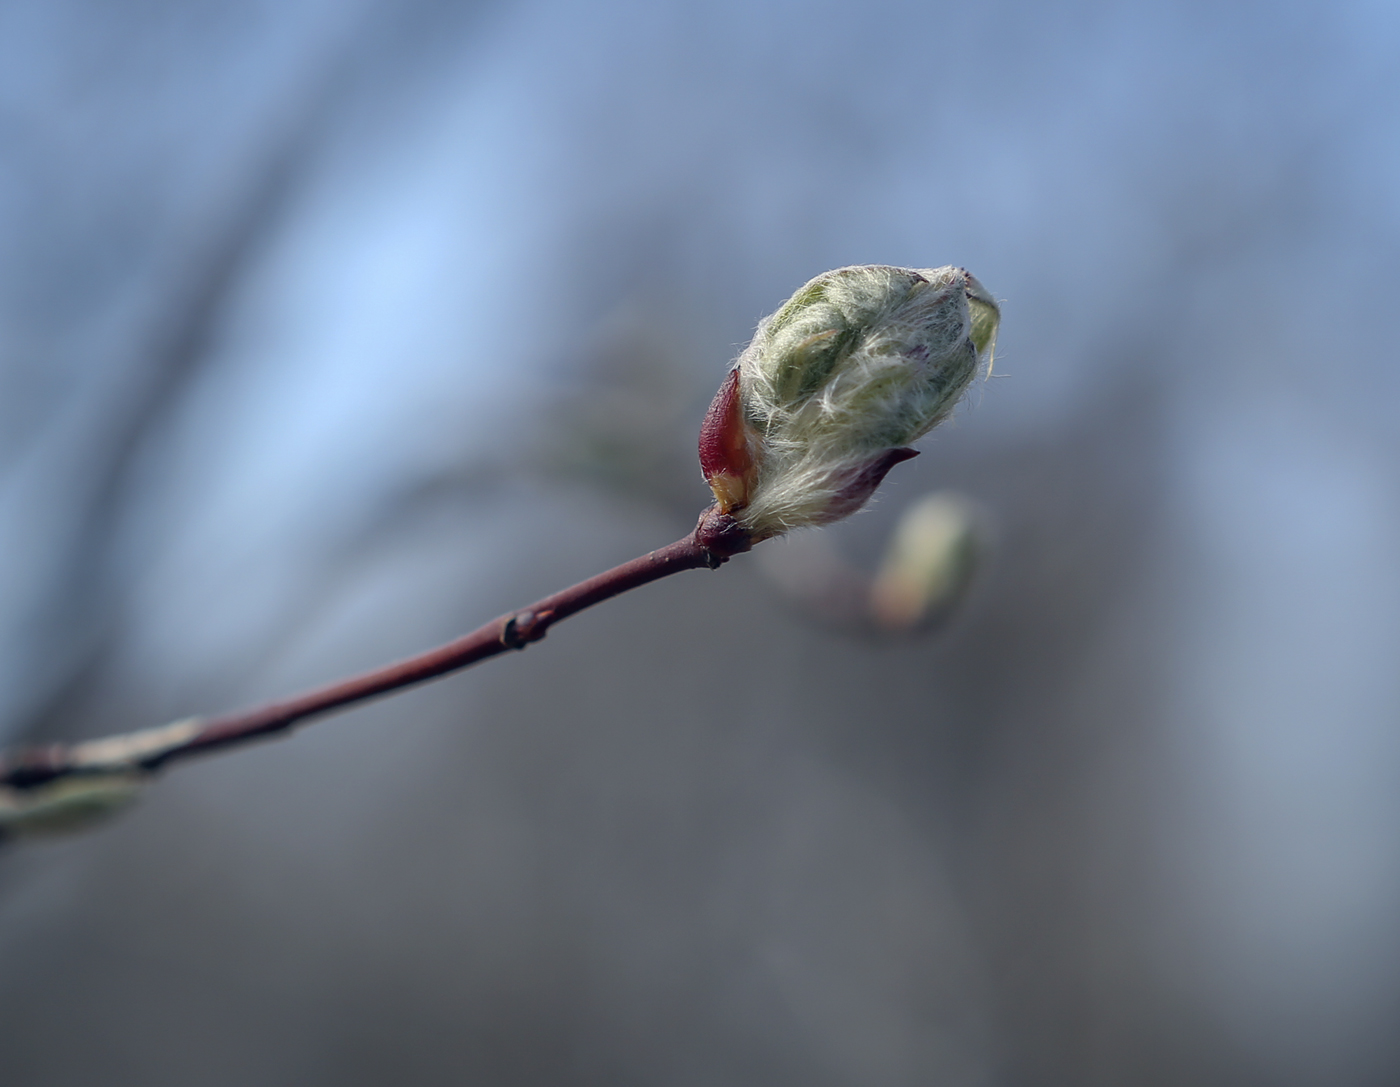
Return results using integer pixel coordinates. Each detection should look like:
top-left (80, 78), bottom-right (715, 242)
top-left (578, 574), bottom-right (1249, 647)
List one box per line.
top-left (1, 506), bottom-right (751, 789)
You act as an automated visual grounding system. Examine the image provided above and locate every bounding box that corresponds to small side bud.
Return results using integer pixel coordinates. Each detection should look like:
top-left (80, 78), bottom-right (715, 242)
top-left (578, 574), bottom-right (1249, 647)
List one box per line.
top-left (0, 772), bottom-right (145, 841)
top-left (870, 491), bottom-right (983, 632)
top-left (699, 265), bottom-right (998, 540)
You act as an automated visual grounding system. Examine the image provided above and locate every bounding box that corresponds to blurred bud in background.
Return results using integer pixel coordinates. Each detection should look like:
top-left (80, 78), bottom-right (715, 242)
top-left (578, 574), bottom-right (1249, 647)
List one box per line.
top-left (869, 492), bottom-right (984, 633)
top-left (0, 772), bottom-right (145, 843)
top-left (754, 490), bottom-right (988, 636)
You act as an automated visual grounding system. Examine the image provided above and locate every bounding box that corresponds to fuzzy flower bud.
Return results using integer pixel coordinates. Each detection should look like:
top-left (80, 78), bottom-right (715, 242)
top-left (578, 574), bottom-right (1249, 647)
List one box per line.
top-left (699, 265), bottom-right (998, 541)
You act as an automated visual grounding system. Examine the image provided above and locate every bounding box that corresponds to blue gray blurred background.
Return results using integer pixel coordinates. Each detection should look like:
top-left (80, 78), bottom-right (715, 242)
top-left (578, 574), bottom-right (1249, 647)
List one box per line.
top-left (2, 0), bottom-right (1399, 1083)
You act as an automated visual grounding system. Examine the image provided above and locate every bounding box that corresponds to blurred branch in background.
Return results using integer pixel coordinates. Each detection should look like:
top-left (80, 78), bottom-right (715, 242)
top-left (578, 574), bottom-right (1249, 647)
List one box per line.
top-left (0, 7), bottom-right (375, 746)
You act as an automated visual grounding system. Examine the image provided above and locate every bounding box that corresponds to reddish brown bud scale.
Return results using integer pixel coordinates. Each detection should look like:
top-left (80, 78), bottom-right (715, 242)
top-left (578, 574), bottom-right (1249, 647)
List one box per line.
top-left (819, 447), bottom-right (920, 524)
top-left (697, 367), bottom-right (754, 512)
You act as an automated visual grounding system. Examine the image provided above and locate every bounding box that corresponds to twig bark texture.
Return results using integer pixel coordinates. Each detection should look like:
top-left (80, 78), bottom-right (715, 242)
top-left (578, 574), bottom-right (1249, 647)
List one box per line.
top-left (0, 507), bottom-right (750, 791)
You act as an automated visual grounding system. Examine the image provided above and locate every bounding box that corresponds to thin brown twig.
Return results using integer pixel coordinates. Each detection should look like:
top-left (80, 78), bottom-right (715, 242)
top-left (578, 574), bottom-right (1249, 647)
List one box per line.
top-left (0, 505), bottom-right (751, 792)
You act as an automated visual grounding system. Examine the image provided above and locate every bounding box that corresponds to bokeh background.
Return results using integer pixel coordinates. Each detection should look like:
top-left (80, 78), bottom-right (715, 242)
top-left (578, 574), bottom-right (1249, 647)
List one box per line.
top-left (2, 0), bottom-right (1399, 1083)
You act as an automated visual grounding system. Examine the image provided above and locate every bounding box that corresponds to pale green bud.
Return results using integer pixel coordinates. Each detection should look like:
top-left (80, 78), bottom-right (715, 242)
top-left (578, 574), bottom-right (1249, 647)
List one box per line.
top-left (870, 491), bottom-right (983, 631)
top-left (700, 265), bottom-right (998, 541)
top-left (0, 772), bottom-right (145, 840)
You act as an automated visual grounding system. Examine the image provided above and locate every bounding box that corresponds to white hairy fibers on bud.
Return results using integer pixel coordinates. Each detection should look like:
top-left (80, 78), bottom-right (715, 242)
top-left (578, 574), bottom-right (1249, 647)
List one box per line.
top-left (699, 265), bottom-right (998, 540)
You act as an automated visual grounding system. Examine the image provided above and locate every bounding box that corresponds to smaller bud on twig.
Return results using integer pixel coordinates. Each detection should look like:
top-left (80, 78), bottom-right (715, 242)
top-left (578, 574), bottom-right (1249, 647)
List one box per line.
top-left (0, 772), bottom-right (146, 841)
top-left (870, 491), bottom-right (984, 632)
top-left (752, 489), bottom-right (986, 635)
top-left (700, 265), bottom-right (998, 540)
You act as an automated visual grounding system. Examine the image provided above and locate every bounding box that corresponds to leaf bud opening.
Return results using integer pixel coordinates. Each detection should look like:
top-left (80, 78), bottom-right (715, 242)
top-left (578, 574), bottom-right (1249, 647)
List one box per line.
top-left (698, 265), bottom-right (998, 539)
